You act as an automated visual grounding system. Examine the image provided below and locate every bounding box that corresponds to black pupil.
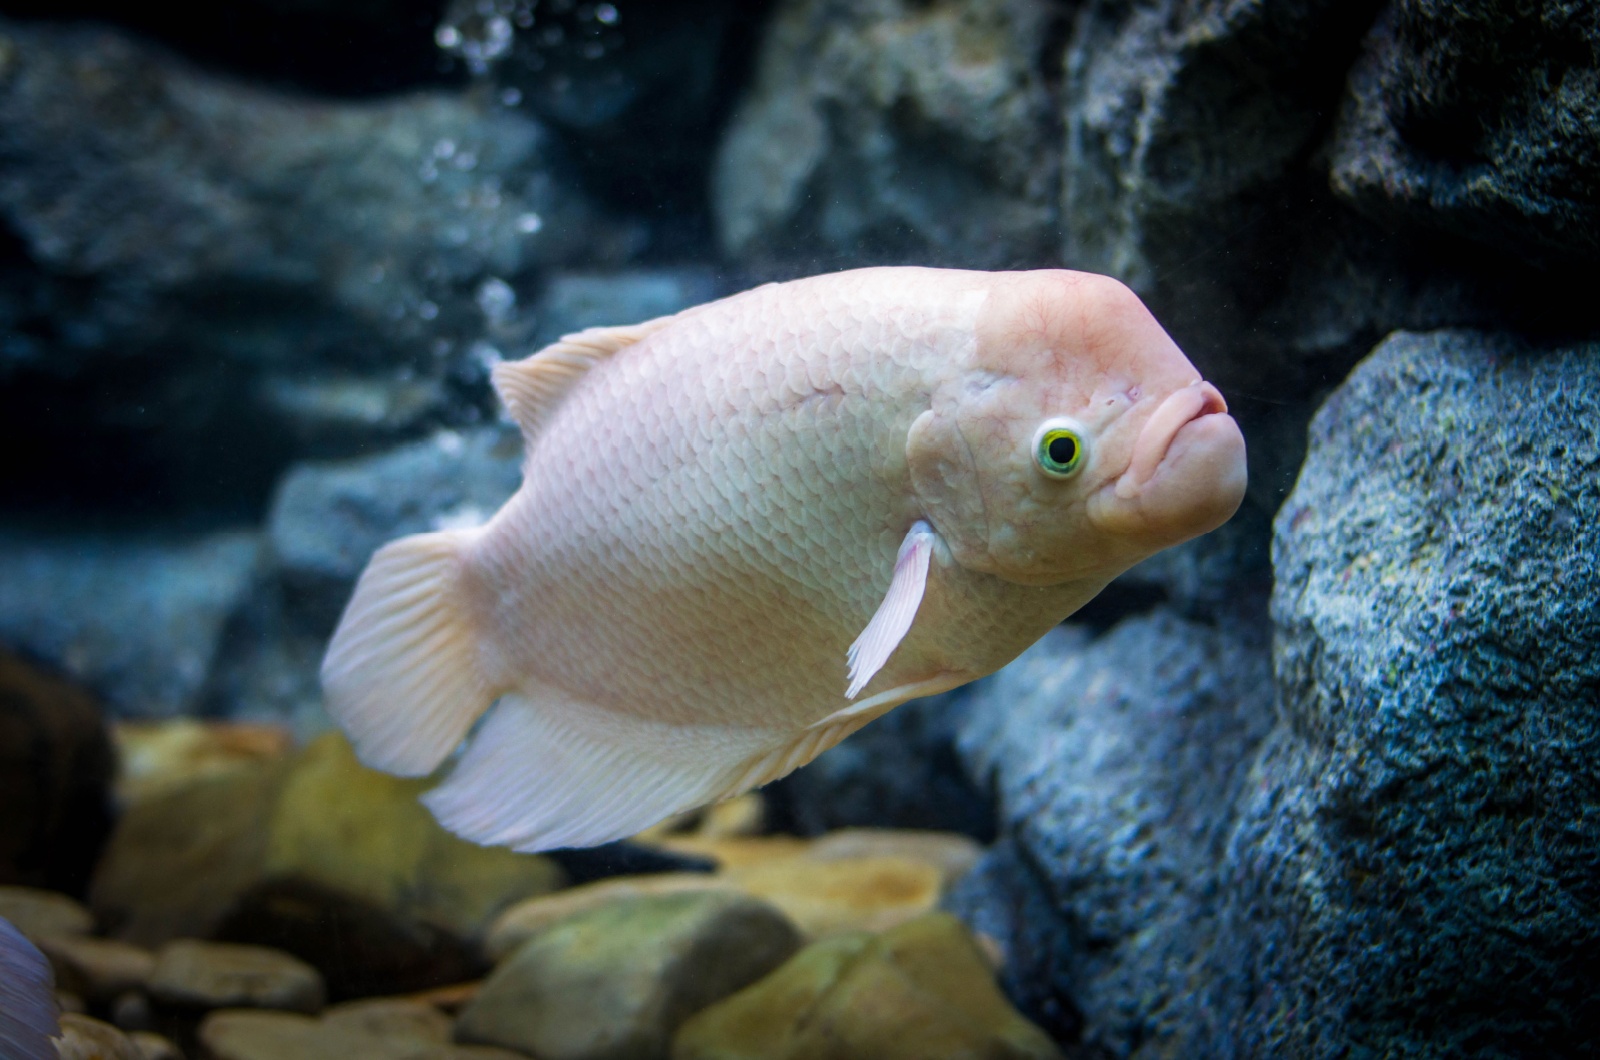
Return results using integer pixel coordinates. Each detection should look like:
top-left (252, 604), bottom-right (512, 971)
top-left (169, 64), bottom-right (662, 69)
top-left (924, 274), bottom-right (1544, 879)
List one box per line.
top-left (1048, 435), bottom-right (1078, 467)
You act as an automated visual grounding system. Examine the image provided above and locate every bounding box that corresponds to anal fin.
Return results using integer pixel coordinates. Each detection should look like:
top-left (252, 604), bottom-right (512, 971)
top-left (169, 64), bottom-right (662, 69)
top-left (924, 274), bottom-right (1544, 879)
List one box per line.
top-left (423, 687), bottom-right (783, 852)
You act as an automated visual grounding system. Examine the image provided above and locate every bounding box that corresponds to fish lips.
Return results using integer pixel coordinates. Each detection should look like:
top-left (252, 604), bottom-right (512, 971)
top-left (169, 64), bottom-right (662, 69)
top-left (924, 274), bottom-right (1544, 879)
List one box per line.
top-left (1093, 381), bottom-right (1247, 543)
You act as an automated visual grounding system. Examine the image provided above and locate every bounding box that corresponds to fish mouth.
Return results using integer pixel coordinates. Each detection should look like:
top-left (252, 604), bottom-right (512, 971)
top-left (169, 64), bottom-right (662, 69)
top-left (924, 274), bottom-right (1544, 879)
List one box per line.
top-left (1117, 381), bottom-right (1229, 498)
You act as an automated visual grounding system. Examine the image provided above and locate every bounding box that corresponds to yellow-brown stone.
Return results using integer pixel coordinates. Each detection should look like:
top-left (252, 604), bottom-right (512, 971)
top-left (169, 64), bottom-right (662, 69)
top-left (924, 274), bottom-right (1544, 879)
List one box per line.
top-left (672, 913), bottom-right (1062, 1060)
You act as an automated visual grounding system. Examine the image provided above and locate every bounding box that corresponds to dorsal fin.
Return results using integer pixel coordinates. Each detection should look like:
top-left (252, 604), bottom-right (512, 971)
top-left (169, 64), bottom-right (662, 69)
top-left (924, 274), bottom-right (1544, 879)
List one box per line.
top-left (492, 314), bottom-right (677, 445)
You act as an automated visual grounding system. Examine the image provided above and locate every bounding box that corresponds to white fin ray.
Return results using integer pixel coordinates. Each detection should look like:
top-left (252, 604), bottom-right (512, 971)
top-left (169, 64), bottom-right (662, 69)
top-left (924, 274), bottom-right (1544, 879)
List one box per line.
top-left (422, 689), bottom-right (784, 852)
top-left (492, 315), bottom-right (677, 446)
top-left (321, 529), bottom-right (494, 777)
top-left (845, 521), bottom-right (937, 699)
top-left (0, 918), bottom-right (57, 1060)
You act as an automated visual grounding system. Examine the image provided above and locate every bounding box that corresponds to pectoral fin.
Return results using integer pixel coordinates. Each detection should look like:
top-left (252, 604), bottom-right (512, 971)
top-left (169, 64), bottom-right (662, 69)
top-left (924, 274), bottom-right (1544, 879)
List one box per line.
top-left (845, 520), bottom-right (937, 699)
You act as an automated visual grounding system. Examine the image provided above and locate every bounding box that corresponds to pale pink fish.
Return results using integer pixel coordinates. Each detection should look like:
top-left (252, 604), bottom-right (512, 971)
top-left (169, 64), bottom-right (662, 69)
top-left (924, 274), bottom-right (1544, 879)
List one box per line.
top-left (322, 267), bottom-right (1247, 851)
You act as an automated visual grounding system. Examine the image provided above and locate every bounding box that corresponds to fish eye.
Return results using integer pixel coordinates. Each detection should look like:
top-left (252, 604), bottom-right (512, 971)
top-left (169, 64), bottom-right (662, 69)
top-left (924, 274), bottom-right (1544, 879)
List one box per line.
top-left (1033, 420), bottom-right (1087, 479)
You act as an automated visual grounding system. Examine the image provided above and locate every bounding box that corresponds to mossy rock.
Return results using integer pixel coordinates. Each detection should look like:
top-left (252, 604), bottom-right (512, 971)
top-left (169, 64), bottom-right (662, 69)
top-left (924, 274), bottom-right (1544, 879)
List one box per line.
top-left (673, 913), bottom-right (1061, 1060)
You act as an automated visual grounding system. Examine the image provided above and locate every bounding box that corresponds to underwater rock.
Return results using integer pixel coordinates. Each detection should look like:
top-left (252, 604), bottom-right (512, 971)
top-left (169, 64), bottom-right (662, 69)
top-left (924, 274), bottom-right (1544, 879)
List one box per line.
top-left (54, 1013), bottom-right (145, 1060)
top-left (198, 1004), bottom-right (530, 1060)
top-left (148, 939), bottom-right (325, 1014)
top-left (202, 425), bottom-right (522, 728)
top-left (91, 733), bottom-right (562, 997)
top-left (0, 528), bottom-right (263, 720)
top-left (35, 934), bottom-right (156, 1006)
top-left (485, 874), bottom-right (741, 962)
top-left (713, 0), bottom-right (1060, 270)
top-left (265, 427), bottom-right (523, 633)
top-left (0, 652), bottom-right (115, 893)
top-left (1224, 328), bottom-right (1600, 1056)
top-left (946, 610), bottom-right (1277, 1051)
top-left (1330, 0), bottom-right (1600, 268)
top-left (671, 912), bottom-right (1062, 1060)
top-left (128, 1031), bottom-right (183, 1060)
top-left (90, 758), bottom-right (289, 947)
top-left (531, 269), bottom-right (726, 349)
top-left (803, 829), bottom-right (982, 891)
top-left (457, 891), bottom-right (801, 1060)
top-left (112, 719), bottom-right (294, 807)
top-left (0, 17), bottom-right (634, 511)
top-left (766, 690), bottom-right (996, 840)
top-left (723, 856), bottom-right (944, 941)
top-left (0, 886), bottom-right (94, 941)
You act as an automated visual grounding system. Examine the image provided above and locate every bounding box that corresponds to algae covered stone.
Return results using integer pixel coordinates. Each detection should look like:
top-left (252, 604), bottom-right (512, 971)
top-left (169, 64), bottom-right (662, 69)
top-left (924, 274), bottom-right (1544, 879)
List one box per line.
top-left (263, 732), bottom-right (565, 941)
top-left (672, 912), bottom-right (1061, 1060)
top-left (457, 891), bottom-right (802, 1060)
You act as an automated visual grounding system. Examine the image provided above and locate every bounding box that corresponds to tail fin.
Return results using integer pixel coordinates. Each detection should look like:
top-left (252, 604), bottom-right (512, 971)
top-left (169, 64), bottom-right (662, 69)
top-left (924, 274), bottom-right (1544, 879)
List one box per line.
top-left (0, 918), bottom-right (58, 1060)
top-left (321, 529), bottom-right (496, 777)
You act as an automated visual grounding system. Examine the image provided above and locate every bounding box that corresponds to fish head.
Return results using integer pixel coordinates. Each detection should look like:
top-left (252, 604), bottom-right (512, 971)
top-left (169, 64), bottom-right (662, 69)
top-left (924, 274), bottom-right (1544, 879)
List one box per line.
top-left (908, 270), bottom-right (1247, 585)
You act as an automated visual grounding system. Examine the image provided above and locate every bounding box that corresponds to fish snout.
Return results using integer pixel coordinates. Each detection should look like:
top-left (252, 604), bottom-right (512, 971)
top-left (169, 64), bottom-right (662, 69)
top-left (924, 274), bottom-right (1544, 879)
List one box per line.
top-left (1091, 381), bottom-right (1246, 545)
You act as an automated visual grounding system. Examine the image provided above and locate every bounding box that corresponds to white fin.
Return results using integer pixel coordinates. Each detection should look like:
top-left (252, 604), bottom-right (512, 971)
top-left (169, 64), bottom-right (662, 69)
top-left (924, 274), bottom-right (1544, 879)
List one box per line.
top-left (845, 521), bottom-right (937, 699)
top-left (0, 918), bottom-right (57, 1060)
top-left (321, 528), bottom-right (494, 777)
top-left (492, 315), bottom-right (676, 446)
top-left (422, 689), bottom-right (782, 852)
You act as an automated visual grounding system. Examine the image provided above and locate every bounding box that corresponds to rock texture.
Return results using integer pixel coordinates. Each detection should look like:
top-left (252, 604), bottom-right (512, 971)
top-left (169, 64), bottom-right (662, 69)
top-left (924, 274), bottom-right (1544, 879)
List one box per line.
top-left (1330, 0), bottom-right (1600, 267)
top-left (147, 938), bottom-right (325, 1013)
top-left (713, 0), bottom-right (1061, 269)
top-left (0, 530), bottom-right (262, 719)
top-left (1228, 329), bottom-right (1600, 1057)
top-left (91, 732), bottom-right (563, 998)
top-left (0, 16), bottom-right (629, 511)
top-left (457, 891), bottom-right (801, 1060)
top-left (947, 612), bottom-right (1277, 1049)
top-left (672, 913), bottom-right (1062, 1060)
top-left (0, 653), bottom-right (114, 893)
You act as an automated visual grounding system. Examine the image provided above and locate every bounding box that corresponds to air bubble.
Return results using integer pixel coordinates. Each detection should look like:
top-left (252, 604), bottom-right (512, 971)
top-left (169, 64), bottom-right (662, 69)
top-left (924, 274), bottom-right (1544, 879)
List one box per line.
top-left (477, 277), bottom-right (517, 323)
top-left (500, 86), bottom-right (524, 106)
top-left (595, 3), bottom-right (618, 24)
top-left (516, 212), bottom-right (544, 234)
top-left (418, 301), bottom-right (440, 321)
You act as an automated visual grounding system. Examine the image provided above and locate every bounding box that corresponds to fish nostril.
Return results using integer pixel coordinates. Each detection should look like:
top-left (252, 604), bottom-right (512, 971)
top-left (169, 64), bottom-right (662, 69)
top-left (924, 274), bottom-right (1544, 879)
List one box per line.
top-left (1195, 382), bottom-right (1227, 417)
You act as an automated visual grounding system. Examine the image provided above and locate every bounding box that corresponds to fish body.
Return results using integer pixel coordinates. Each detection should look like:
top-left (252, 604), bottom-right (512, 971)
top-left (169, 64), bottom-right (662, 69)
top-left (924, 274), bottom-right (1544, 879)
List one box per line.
top-left (323, 267), bottom-right (1247, 851)
top-left (0, 917), bottom-right (58, 1060)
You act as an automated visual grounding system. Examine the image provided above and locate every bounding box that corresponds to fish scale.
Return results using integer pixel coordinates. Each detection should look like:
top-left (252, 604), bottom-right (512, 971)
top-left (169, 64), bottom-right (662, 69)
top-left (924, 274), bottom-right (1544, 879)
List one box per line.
top-left (322, 266), bottom-right (1248, 851)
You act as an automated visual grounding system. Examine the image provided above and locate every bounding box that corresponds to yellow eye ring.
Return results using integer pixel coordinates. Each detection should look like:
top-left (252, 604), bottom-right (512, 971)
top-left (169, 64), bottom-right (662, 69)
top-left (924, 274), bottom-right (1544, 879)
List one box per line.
top-left (1033, 421), bottom-right (1086, 478)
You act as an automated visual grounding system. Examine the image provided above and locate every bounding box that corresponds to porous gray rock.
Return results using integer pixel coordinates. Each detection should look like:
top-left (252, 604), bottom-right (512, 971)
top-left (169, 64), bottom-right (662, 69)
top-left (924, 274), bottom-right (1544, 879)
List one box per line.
top-left (946, 609), bottom-right (1277, 1051)
top-left (1222, 329), bottom-right (1600, 1057)
top-left (0, 530), bottom-right (262, 719)
top-left (1330, 0), bottom-right (1600, 268)
top-left (712, 0), bottom-right (1061, 269)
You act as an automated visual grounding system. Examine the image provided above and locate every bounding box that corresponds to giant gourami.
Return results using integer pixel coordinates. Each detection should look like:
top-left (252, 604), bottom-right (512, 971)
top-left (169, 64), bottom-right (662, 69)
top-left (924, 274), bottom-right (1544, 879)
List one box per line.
top-left (321, 267), bottom-right (1247, 852)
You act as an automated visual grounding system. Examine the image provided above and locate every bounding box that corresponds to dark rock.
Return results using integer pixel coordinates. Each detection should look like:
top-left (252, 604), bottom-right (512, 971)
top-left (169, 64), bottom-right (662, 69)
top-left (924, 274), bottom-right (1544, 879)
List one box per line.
top-left (0, 652), bottom-right (115, 893)
top-left (946, 612), bottom-right (1277, 1056)
top-left (712, 0), bottom-right (1062, 270)
top-left (766, 691), bottom-right (997, 841)
top-left (0, 18), bottom-right (634, 513)
top-left (0, 528), bottom-right (263, 719)
top-left (450, 0), bottom-right (776, 238)
top-left (1330, 0), bottom-right (1600, 269)
top-left (1, 0), bottom-right (453, 98)
top-left (1225, 329), bottom-right (1600, 1056)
